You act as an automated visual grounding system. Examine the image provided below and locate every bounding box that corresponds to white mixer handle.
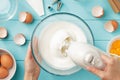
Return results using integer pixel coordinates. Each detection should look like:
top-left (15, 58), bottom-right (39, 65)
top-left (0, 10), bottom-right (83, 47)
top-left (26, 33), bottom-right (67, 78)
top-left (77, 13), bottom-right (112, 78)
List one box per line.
top-left (67, 42), bottom-right (106, 70)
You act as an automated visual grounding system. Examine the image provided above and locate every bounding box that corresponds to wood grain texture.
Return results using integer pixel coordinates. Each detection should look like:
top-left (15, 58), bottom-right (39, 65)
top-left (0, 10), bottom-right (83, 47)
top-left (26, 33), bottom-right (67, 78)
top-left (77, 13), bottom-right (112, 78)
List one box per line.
top-left (0, 20), bottom-right (120, 41)
top-left (0, 41), bottom-right (109, 60)
top-left (108, 0), bottom-right (120, 13)
top-left (0, 0), bottom-right (120, 80)
top-left (11, 61), bottom-right (100, 80)
top-left (11, 0), bottom-right (120, 20)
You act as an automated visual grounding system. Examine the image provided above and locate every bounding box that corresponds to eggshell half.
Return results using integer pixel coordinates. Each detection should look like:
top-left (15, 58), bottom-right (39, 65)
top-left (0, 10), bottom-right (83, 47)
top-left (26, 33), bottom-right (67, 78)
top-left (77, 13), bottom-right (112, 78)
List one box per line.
top-left (92, 6), bottom-right (104, 18)
top-left (19, 12), bottom-right (33, 24)
top-left (0, 27), bottom-right (8, 39)
top-left (14, 33), bottom-right (26, 46)
top-left (25, 12), bottom-right (33, 23)
top-left (104, 20), bottom-right (118, 32)
top-left (19, 12), bottom-right (27, 23)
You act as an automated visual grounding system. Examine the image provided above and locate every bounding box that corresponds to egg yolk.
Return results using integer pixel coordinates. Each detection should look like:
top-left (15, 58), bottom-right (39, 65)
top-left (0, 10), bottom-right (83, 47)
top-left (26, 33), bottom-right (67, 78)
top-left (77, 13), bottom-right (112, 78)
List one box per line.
top-left (110, 40), bottom-right (120, 56)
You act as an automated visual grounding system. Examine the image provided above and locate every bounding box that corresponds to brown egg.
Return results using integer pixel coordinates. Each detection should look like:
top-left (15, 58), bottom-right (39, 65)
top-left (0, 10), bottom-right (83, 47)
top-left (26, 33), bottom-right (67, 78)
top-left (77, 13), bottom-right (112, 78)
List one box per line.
top-left (1, 54), bottom-right (13, 69)
top-left (0, 66), bottom-right (9, 79)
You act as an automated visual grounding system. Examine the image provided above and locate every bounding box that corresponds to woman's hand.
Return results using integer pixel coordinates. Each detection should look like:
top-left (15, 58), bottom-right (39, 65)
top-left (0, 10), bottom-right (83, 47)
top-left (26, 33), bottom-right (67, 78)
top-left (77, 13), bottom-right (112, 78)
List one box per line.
top-left (24, 44), bottom-right (40, 80)
top-left (87, 54), bottom-right (120, 80)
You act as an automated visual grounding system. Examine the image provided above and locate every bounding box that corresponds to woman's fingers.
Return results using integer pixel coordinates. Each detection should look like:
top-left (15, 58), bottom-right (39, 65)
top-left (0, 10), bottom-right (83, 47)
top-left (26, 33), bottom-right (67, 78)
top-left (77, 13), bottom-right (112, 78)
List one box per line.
top-left (26, 43), bottom-right (32, 59)
top-left (86, 54), bottom-right (108, 77)
top-left (87, 66), bottom-right (104, 78)
top-left (101, 54), bottom-right (111, 64)
top-left (34, 65), bottom-right (40, 79)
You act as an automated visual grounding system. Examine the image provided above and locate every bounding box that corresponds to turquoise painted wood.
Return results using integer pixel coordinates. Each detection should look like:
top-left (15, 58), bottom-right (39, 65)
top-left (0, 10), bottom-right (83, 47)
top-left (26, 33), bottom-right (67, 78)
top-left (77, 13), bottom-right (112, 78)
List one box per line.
top-left (0, 41), bottom-right (108, 61)
top-left (0, 20), bottom-right (120, 41)
top-left (12, 0), bottom-right (120, 20)
top-left (0, 41), bottom-right (107, 80)
top-left (0, 0), bottom-right (120, 80)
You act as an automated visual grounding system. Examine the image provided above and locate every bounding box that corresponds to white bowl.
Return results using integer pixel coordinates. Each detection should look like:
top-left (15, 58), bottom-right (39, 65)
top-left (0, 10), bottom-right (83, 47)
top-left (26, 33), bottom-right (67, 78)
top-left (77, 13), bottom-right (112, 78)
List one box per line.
top-left (0, 48), bottom-right (16, 80)
top-left (107, 35), bottom-right (120, 57)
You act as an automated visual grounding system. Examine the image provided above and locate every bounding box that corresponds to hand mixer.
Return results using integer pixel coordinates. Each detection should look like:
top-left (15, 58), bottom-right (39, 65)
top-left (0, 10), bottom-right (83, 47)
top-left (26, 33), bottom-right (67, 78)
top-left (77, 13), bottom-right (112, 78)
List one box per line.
top-left (58, 31), bottom-right (106, 70)
top-left (67, 42), bottom-right (106, 70)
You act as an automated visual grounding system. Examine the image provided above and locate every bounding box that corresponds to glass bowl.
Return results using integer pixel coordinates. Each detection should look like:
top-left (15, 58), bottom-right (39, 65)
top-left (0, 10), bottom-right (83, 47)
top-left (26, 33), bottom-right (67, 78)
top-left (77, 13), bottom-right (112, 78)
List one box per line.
top-left (31, 13), bottom-right (94, 75)
top-left (0, 0), bottom-right (17, 22)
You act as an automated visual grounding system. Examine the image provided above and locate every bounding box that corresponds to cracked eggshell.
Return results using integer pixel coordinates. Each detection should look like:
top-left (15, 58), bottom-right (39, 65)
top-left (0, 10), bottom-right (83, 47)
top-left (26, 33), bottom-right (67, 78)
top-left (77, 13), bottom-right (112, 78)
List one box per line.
top-left (19, 12), bottom-right (33, 24)
top-left (14, 33), bottom-right (26, 46)
top-left (0, 27), bottom-right (8, 39)
top-left (92, 6), bottom-right (104, 18)
top-left (19, 12), bottom-right (26, 23)
top-left (104, 20), bottom-right (118, 32)
top-left (25, 12), bottom-right (33, 23)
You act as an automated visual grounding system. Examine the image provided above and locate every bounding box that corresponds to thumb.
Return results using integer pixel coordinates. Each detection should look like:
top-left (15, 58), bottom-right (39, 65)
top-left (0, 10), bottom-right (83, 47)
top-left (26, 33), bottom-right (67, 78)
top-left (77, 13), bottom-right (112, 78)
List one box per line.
top-left (26, 43), bottom-right (32, 59)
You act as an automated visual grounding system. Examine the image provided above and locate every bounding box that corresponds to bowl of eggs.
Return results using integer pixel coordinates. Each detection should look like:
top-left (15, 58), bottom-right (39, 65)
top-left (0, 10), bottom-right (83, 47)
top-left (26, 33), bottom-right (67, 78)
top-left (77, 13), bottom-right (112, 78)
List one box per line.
top-left (0, 48), bottom-right (16, 80)
top-left (107, 35), bottom-right (120, 57)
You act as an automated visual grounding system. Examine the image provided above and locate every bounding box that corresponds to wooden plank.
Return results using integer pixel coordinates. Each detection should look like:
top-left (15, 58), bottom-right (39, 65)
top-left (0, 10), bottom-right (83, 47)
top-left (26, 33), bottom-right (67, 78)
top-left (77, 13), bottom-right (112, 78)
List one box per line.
top-left (0, 41), bottom-right (109, 60)
top-left (10, 0), bottom-right (120, 20)
top-left (0, 21), bottom-right (40, 40)
top-left (86, 20), bottom-right (120, 41)
top-left (0, 21), bottom-right (120, 41)
top-left (0, 41), bottom-right (29, 60)
top-left (1, 0), bottom-right (119, 80)
top-left (10, 41), bottom-right (108, 80)
top-left (94, 41), bottom-right (109, 52)
top-left (11, 61), bottom-right (24, 80)
top-left (11, 61), bottom-right (100, 80)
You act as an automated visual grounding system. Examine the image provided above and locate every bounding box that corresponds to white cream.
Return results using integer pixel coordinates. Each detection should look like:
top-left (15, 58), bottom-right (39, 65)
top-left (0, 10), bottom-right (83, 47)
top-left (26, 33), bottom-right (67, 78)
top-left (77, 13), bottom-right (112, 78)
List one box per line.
top-left (38, 21), bottom-right (87, 70)
top-left (0, 0), bottom-right (10, 14)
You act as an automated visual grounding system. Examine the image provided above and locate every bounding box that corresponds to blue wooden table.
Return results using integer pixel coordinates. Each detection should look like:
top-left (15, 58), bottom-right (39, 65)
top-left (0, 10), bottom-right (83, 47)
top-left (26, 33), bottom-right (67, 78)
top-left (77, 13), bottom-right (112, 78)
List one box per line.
top-left (0, 0), bottom-right (120, 80)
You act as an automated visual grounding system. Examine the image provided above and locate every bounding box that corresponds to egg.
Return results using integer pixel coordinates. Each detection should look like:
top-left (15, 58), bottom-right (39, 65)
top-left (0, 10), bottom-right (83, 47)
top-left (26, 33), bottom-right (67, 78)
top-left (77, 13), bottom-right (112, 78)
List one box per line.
top-left (0, 66), bottom-right (9, 79)
top-left (1, 54), bottom-right (13, 69)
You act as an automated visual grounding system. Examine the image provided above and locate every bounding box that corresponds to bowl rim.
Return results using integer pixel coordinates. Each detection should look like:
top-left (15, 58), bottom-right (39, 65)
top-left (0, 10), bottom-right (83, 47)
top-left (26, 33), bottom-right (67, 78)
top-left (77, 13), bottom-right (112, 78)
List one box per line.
top-left (0, 0), bottom-right (18, 22)
top-left (0, 48), bottom-right (17, 80)
top-left (107, 35), bottom-right (120, 56)
top-left (31, 12), bottom-right (94, 76)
